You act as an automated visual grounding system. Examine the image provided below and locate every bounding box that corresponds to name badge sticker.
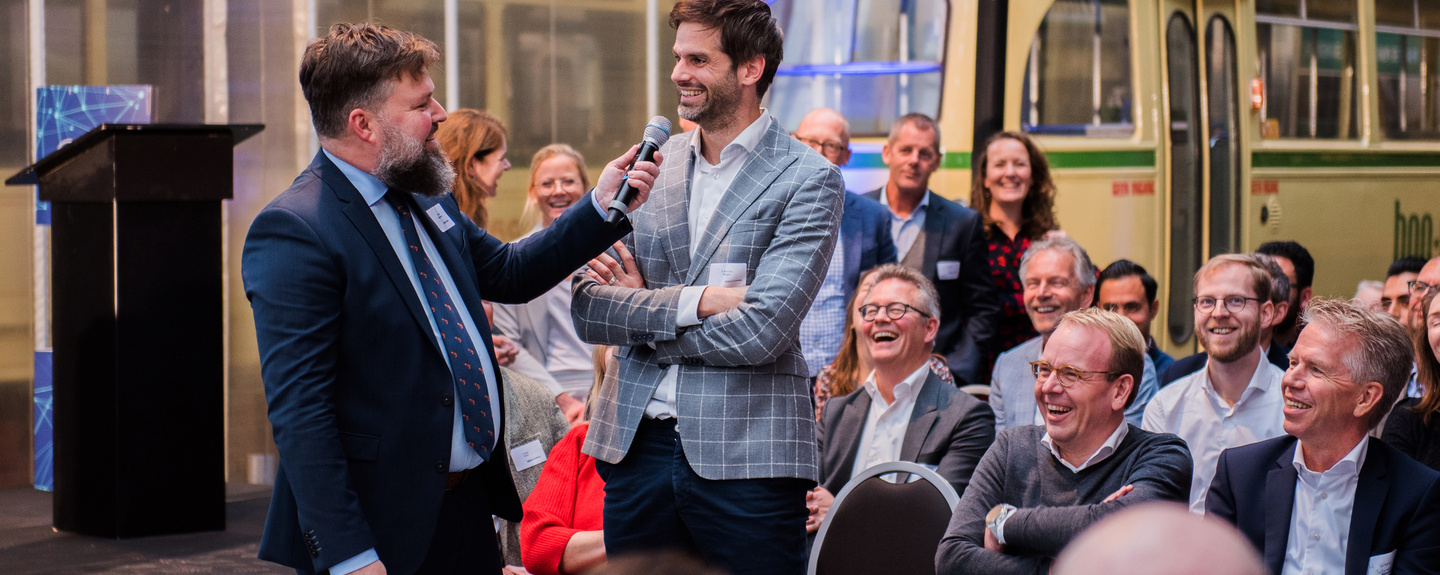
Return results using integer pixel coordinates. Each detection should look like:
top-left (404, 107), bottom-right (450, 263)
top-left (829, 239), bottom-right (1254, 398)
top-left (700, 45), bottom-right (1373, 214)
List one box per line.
top-left (937, 260), bottom-right (961, 280)
top-left (426, 204), bottom-right (456, 233)
top-left (510, 439), bottom-right (547, 471)
top-left (1367, 550), bottom-right (1395, 575)
top-left (709, 263), bottom-right (748, 288)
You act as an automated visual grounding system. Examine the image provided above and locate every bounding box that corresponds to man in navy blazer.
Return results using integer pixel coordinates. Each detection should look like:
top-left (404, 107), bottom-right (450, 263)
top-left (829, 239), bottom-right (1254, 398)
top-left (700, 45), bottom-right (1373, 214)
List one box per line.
top-left (1207, 299), bottom-right (1440, 575)
top-left (242, 24), bottom-right (658, 575)
top-left (865, 114), bottom-right (999, 384)
top-left (792, 108), bottom-right (897, 377)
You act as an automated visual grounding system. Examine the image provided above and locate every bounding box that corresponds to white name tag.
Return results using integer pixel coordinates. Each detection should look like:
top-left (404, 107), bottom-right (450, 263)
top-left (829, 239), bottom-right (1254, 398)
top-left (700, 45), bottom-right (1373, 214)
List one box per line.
top-left (708, 263), bottom-right (748, 288)
top-left (426, 204), bottom-right (456, 232)
top-left (510, 439), bottom-right (547, 471)
top-left (937, 260), bottom-right (961, 280)
top-left (1367, 550), bottom-right (1396, 575)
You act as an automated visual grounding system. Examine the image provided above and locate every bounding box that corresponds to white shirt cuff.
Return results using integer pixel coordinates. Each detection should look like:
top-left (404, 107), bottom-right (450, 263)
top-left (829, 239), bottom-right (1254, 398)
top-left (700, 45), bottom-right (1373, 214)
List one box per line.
top-left (330, 549), bottom-right (380, 575)
top-left (677, 286), bottom-right (706, 327)
top-left (589, 188), bottom-right (607, 218)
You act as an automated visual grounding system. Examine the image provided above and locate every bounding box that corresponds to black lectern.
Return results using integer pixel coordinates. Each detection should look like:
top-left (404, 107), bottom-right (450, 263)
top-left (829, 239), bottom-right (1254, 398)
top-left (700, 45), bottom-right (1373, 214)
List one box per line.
top-left (7, 123), bottom-right (263, 538)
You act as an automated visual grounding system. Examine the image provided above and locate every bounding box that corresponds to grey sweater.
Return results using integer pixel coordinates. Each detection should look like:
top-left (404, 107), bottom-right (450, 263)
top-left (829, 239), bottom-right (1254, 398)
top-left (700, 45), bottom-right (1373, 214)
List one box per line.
top-left (936, 424), bottom-right (1193, 575)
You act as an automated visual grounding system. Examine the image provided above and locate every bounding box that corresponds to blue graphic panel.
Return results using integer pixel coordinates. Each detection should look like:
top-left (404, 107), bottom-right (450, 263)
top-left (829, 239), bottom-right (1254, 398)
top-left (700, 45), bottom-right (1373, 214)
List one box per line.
top-left (34, 350), bottom-right (52, 491)
top-left (34, 85), bottom-right (153, 224)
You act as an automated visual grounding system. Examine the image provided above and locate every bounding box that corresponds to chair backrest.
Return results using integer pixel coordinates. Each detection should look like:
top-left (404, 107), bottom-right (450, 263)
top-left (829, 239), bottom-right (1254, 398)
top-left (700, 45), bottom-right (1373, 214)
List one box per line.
top-left (958, 384), bottom-right (990, 402)
top-left (808, 461), bottom-right (960, 575)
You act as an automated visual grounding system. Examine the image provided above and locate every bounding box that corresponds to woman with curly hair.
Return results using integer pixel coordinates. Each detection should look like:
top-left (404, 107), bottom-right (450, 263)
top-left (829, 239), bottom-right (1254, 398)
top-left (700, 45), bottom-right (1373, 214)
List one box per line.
top-left (970, 131), bottom-right (1060, 377)
top-left (435, 108), bottom-right (509, 227)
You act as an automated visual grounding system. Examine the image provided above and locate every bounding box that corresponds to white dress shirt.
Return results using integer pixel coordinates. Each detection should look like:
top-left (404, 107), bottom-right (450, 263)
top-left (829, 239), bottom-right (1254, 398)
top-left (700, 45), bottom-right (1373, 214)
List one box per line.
top-left (1041, 419), bottom-right (1130, 473)
top-left (644, 111), bottom-right (772, 419)
top-left (1142, 358), bottom-right (1286, 513)
top-left (877, 188), bottom-right (930, 262)
top-left (1282, 437), bottom-right (1369, 575)
top-left (850, 364), bottom-right (929, 479)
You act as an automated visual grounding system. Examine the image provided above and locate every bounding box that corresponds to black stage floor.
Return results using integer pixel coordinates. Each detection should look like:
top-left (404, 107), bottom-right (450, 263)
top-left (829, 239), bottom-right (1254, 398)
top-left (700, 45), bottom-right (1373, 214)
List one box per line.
top-left (0, 483), bottom-right (290, 574)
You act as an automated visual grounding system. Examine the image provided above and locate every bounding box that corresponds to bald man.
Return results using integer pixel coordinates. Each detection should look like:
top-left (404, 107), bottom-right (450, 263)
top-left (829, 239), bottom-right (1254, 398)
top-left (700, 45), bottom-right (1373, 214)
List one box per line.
top-left (793, 108), bottom-right (897, 377)
top-left (1052, 503), bottom-right (1265, 575)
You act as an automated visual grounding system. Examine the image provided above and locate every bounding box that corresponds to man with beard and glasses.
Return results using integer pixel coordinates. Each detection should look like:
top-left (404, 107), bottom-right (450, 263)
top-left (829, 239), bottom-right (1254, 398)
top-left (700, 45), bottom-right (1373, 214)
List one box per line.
top-left (1159, 255), bottom-right (1292, 386)
top-left (1143, 254), bottom-right (1286, 514)
top-left (864, 114), bottom-right (999, 385)
top-left (569, 0), bottom-right (845, 572)
top-left (242, 23), bottom-right (660, 575)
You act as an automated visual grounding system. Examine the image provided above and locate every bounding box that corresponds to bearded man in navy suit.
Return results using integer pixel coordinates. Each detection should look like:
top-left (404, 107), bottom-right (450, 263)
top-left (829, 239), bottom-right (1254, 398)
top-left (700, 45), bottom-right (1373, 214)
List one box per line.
top-left (242, 23), bottom-right (658, 575)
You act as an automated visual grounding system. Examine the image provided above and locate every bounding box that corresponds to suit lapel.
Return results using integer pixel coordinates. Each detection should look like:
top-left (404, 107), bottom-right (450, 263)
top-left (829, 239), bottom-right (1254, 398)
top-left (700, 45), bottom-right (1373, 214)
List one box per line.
top-left (1346, 438), bottom-right (1388, 575)
top-left (1264, 442), bottom-right (1301, 575)
top-left (658, 138), bottom-right (694, 283)
top-left (686, 121), bottom-right (797, 286)
top-left (833, 392), bottom-right (871, 486)
top-left (920, 192), bottom-right (944, 277)
top-left (325, 154), bottom-right (441, 357)
top-left (900, 372), bottom-right (942, 461)
top-left (841, 194), bottom-right (863, 302)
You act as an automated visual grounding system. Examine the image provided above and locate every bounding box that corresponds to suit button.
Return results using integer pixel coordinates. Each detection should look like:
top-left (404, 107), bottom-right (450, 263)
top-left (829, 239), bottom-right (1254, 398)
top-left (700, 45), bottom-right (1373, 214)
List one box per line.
top-left (435, 460), bottom-right (446, 473)
top-left (441, 394), bottom-right (453, 406)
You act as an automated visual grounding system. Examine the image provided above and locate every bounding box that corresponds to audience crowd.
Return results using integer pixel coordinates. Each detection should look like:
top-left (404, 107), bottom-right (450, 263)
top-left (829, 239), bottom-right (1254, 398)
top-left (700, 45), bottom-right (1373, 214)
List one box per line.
top-left (445, 105), bottom-right (1440, 575)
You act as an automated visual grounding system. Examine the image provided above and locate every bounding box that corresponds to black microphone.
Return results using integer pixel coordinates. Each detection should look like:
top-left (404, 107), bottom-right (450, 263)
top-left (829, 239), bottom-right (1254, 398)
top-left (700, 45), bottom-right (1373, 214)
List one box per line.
top-left (605, 116), bottom-right (672, 227)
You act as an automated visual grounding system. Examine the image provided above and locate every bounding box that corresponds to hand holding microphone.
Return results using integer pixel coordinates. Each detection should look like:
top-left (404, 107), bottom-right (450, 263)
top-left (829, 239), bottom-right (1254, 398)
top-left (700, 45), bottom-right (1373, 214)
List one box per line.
top-left (598, 116), bottom-right (671, 227)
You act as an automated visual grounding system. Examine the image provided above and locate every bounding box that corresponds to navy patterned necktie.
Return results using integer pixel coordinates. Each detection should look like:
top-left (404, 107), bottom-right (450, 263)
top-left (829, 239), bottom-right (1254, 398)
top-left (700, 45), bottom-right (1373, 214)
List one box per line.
top-left (384, 191), bottom-right (494, 461)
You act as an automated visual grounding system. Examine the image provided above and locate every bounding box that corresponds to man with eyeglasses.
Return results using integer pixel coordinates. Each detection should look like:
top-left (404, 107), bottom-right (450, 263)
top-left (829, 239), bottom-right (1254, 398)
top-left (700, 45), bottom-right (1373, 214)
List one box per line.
top-left (937, 307), bottom-right (1192, 575)
top-left (792, 108), bottom-right (898, 381)
top-left (811, 264), bottom-right (996, 531)
top-left (1409, 257), bottom-right (1440, 332)
top-left (991, 238), bottom-right (1159, 432)
top-left (1096, 259), bottom-right (1174, 376)
top-left (865, 113), bottom-right (999, 385)
top-left (1143, 254), bottom-right (1287, 514)
top-left (1160, 255), bottom-right (1294, 386)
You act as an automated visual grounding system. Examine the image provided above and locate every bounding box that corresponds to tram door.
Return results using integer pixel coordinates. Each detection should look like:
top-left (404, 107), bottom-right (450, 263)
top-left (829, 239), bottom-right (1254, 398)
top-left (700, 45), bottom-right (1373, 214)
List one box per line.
top-left (1161, 0), bottom-right (1242, 348)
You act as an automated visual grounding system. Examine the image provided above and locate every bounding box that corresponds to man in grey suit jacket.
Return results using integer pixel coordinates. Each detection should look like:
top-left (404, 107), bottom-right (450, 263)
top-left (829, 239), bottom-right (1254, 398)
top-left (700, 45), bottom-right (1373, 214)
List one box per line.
top-left (864, 114), bottom-right (999, 384)
top-left (569, 1), bottom-right (844, 573)
top-left (811, 265), bottom-right (995, 531)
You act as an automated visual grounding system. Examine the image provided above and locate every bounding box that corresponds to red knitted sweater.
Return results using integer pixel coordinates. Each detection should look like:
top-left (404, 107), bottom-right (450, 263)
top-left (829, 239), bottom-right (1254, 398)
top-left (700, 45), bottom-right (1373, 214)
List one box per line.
top-left (520, 423), bottom-right (605, 575)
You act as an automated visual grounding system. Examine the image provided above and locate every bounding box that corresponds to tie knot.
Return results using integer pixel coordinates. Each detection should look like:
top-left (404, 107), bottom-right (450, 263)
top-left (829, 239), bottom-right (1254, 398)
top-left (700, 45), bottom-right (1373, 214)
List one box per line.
top-left (383, 190), bottom-right (412, 216)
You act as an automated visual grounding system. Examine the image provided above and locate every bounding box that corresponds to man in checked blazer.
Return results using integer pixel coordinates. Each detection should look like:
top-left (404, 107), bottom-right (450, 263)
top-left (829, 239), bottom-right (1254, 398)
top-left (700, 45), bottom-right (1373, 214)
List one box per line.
top-left (569, 0), bottom-right (844, 573)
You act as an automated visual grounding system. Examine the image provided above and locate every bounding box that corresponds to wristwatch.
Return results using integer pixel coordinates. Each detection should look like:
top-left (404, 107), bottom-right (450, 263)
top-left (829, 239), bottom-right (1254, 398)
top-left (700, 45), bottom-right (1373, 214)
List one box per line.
top-left (986, 503), bottom-right (1018, 543)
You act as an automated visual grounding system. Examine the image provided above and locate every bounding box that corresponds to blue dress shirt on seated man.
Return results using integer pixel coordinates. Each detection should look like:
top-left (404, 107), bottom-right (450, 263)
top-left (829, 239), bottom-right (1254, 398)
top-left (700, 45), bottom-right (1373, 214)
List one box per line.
top-left (798, 192), bottom-right (897, 376)
top-left (242, 22), bottom-right (658, 575)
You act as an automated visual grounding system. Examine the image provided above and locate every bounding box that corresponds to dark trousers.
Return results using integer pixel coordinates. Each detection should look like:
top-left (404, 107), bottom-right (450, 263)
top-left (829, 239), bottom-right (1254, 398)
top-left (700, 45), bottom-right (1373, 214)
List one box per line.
top-left (413, 468), bottom-right (503, 575)
top-left (597, 418), bottom-right (810, 575)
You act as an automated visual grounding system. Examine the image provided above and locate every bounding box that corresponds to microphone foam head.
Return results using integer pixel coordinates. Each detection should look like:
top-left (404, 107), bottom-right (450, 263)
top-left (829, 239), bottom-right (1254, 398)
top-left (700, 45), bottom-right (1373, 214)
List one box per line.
top-left (644, 116), bottom-right (672, 146)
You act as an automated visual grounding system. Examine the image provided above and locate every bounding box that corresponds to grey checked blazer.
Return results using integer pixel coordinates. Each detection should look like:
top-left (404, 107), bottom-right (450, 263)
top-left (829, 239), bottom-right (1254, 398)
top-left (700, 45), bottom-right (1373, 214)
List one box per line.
top-left (572, 118), bottom-right (845, 482)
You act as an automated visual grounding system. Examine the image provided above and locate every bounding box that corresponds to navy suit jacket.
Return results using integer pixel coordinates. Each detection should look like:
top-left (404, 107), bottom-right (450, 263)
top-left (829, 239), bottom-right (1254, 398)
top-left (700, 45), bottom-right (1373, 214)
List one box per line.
top-left (1207, 435), bottom-right (1440, 575)
top-left (242, 152), bottom-right (627, 574)
top-left (839, 192), bottom-right (898, 303)
top-left (816, 370), bottom-right (995, 496)
top-left (863, 188), bottom-right (1000, 384)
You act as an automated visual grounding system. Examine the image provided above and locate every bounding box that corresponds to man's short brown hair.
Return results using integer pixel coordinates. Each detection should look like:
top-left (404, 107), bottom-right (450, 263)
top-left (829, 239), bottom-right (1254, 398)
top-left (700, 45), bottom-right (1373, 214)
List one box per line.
top-left (669, 0), bottom-right (785, 99)
top-left (1056, 307), bottom-right (1147, 408)
top-left (1193, 254), bottom-right (1273, 303)
top-left (300, 23), bottom-right (441, 139)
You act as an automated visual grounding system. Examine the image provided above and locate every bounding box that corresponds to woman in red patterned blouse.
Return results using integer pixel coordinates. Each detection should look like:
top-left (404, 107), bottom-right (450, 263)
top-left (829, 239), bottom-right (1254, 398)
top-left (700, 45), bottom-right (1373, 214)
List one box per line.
top-left (970, 132), bottom-right (1060, 379)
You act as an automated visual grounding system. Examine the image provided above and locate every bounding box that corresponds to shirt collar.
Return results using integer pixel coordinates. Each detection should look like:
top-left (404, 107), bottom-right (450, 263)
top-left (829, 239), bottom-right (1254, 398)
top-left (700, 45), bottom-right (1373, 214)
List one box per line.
top-left (324, 149), bottom-right (389, 207)
top-left (878, 187), bottom-right (931, 214)
top-left (1041, 421), bottom-right (1129, 473)
top-left (862, 362), bottom-right (931, 408)
top-left (1201, 353), bottom-right (1278, 401)
top-left (689, 108), bottom-right (771, 165)
top-left (1294, 435), bottom-right (1369, 477)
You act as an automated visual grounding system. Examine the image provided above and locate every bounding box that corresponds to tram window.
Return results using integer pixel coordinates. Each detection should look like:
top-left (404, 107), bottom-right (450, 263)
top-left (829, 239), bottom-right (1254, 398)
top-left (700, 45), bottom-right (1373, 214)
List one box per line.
top-left (1020, 0), bottom-right (1134, 138)
top-left (767, 0), bottom-right (947, 136)
top-left (0, 0), bottom-right (26, 167)
top-left (1255, 3), bottom-right (1360, 139)
top-left (1375, 0), bottom-right (1440, 139)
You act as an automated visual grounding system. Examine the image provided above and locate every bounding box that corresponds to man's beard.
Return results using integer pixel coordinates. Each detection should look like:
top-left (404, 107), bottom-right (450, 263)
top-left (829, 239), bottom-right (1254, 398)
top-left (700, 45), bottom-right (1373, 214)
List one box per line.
top-left (374, 116), bottom-right (455, 197)
top-left (677, 72), bottom-right (741, 133)
top-left (1197, 319), bottom-right (1261, 364)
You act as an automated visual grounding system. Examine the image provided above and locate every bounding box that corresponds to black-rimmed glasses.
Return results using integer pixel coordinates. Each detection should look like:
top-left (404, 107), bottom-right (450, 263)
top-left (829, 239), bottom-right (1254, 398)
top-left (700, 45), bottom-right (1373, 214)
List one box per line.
top-left (858, 302), bottom-right (931, 322)
top-left (1193, 295), bottom-right (1262, 314)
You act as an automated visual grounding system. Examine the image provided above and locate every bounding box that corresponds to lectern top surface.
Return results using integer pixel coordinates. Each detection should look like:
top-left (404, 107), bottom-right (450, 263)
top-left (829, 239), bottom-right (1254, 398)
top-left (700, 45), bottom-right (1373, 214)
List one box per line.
top-left (4, 123), bottom-right (265, 186)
